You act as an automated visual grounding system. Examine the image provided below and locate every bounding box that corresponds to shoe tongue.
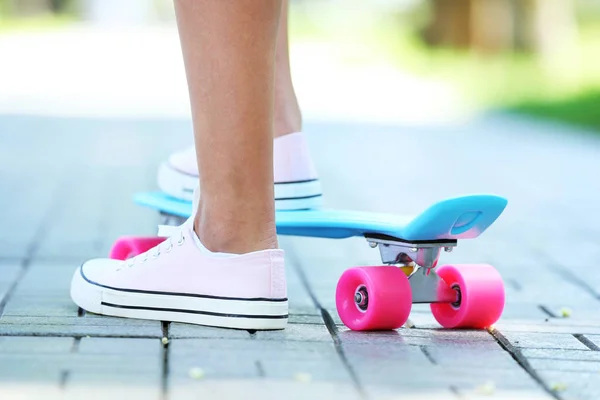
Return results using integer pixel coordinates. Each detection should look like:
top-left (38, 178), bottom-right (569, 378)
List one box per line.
top-left (157, 216), bottom-right (193, 237)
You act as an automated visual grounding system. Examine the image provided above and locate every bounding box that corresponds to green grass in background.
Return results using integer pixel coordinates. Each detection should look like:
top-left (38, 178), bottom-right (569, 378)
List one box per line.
top-left (0, 13), bottom-right (74, 32)
top-left (511, 90), bottom-right (600, 130)
top-left (289, 4), bottom-right (600, 131)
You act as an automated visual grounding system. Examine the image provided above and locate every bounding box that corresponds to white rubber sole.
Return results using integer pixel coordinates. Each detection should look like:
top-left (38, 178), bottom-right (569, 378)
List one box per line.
top-left (157, 161), bottom-right (323, 210)
top-left (71, 267), bottom-right (288, 330)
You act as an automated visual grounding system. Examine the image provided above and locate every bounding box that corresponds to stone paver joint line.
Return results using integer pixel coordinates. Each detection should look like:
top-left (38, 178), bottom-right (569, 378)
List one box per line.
top-left (321, 308), bottom-right (367, 400)
top-left (59, 370), bottom-right (69, 389)
top-left (161, 321), bottom-right (170, 399)
top-left (420, 345), bottom-right (437, 365)
top-left (255, 360), bottom-right (266, 377)
top-left (573, 334), bottom-right (600, 351)
top-left (490, 329), bottom-right (564, 400)
top-left (507, 278), bottom-right (522, 291)
top-left (449, 385), bottom-right (463, 399)
top-left (287, 247), bottom-right (367, 398)
top-left (538, 305), bottom-right (559, 319)
top-left (71, 336), bottom-right (82, 353)
top-left (540, 253), bottom-right (600, 301)
top-left (0, 263), bottom-right (26, 318)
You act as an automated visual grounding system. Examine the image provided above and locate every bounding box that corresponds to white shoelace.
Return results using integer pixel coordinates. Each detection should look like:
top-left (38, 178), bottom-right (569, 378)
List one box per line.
top-left (125, 229), bottom-right (186, 268)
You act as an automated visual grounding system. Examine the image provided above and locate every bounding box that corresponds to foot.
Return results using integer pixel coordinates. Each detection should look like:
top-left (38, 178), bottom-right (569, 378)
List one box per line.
top-left (157, 132), bottom-right (322, 210)
top-left (70, 218), bottom-right (288, 330)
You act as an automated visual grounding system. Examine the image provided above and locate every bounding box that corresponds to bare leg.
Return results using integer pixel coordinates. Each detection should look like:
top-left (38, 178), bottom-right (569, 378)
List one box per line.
top-left (174, 0), bottom-right (282, 254)
top-left (274, 0), bottom-right (302, 137)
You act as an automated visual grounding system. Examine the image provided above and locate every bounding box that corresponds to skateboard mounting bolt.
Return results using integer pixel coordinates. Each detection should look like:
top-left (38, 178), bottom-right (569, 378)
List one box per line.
top-left (368, 242), bottom-right (378, 248)
top-left (410, 248), bottom-right (417, 253)
top-left (444, 247), bottom-right (453, 253)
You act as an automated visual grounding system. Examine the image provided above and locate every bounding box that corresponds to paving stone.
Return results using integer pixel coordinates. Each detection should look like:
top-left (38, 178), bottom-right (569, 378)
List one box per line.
top-left (0, 316), bottom-right (162, 337)
top-left (253, 324), bottom-right (332, 342)
top-left (501, 332), bottom-right (591, 350)
top-left (70, 354), bottom-right (160, 374)
top-left (324, 307), bottom-right (345, 326)
top-left (77, 337), bottom-right (162, 356)
top-left (0, 352), bottom-right (159, 373)
top-left (169, 381), bottom-right (361, 400)
top-left (276, 247), bottom-right (318, 312)
top-left (169, 338), bottom-right (350, 382)
top-left (288, 313), bottom-right (324, 325)
top-left (0, 241), bottom-right (29, 259)
top-left (280, 236), bottom-right (378, 311)
top-left (453, 387), bottom-right (553, 400)
top-left (0, 385), bottom-right (65, 400)
top-left (529, 358), bottom-right (600, 373)
top-left (538, 370), bottom-right (600, 400)
top-left (390, 327), bottom-right (496, 342)
top-left (536, 303), bottom-right (600, 321)
top-left (338, 328), bottom-right (499, 349)
top-left (341, 340), bottom-right (433, 367)
top-left (498, 302), bottom-right (551, 320)
top-left (10, 262), bottom-right (75, 294)
top-left (0, 262), bottom-right (21, 303)
top-left (2, 295), bottom-right (78, 317)
top-left (496, 319), bottom-right (600, 335)
top-left (522, 348), bottom-right (600, 362)
top-left (0, 364), bottom-right (62, 384)
top-left (422, 344), bottom-right (518, 368)
top-left (0, 336), bottom-right (73, 353)
top-left (586, 334), bottom-right (600, 348)
top-left (168, 322), bottom-right (252, 339)
top-left (348, 359), bottom-right (540, 392)
top-left (62, 385), bottom-right (161, 400)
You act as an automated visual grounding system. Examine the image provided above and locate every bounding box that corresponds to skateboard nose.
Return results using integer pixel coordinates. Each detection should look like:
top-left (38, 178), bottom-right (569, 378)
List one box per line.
top-left (450, 211), bottom-right (482, 235)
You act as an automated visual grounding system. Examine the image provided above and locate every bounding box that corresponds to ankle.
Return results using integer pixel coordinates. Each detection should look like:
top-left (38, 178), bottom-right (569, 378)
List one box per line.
top-left (274, 90), bottom-right (302, 137)
top-left (193, 214), bottom-right (278, 254)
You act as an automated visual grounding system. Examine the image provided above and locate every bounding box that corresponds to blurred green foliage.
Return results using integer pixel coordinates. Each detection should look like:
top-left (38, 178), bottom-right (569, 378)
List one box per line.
top-left (289, 2), bottom-right (600, 131)
top-left (0, 0), bottom-right (76, 31)
top-left (512, 91), bottom-right (600, 131)
top-left (1, 0), bottom-right (598, 131)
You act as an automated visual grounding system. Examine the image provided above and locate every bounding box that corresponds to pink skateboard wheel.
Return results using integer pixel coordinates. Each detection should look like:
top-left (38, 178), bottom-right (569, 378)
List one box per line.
top-left (336, 266), bottom-right (412, 331)
top-left (109, 236), bottom-right (165, 260)
top-left (430, 264), bottom-right (505, 329)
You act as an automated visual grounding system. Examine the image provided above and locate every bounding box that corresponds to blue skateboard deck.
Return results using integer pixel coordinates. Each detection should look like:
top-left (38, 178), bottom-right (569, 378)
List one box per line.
top-left (133, 192), bottom-right (507, 242)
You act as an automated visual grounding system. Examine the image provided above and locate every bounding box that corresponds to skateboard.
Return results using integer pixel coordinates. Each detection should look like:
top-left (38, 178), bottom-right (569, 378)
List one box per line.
top-left (110, 191), bottom-right (508, 331)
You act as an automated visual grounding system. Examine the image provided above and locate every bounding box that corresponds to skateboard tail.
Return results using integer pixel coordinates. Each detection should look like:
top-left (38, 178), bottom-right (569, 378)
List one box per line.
top-left (400, 194), bottom-right (507, 241)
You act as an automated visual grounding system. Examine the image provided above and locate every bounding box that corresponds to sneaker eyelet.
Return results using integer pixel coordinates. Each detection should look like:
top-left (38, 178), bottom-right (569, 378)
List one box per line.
top-left (152, 250), bottom-right (160, 259)
top-left (177, 236), bottom-right (185, 246)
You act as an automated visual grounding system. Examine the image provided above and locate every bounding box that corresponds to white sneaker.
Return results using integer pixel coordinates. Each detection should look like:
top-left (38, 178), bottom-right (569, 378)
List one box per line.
top-left (157, 132), bottom-right (322, 210)
top-left (71, 216), bottom-right (288, 330)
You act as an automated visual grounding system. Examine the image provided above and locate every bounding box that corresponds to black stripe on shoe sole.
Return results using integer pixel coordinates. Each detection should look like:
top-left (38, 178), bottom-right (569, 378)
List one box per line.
top-left (101, 302), bottom-right (288, 319)
top-left (275, 194), bottom-right (322, 201)
top-left (80, 267), bottom-right (287, 302)
top-left (275, 178), bottom-right (319, 185)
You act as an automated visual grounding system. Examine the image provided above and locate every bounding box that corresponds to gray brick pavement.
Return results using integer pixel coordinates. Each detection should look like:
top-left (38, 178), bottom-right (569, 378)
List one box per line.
top-left (1, 113), bottom-right (600, 399)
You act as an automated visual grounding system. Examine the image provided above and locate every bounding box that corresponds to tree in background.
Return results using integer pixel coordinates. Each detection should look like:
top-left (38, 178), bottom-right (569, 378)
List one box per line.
top-left (422, 0), bottom-right (579, 56)
top-left (0, 0), bottom-right (74, 17)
